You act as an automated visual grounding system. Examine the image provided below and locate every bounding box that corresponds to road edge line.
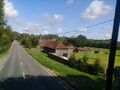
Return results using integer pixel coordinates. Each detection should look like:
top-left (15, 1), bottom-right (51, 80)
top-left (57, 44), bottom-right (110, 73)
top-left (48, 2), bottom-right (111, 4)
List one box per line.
top-left (33, 59), bottom-right (74, 90)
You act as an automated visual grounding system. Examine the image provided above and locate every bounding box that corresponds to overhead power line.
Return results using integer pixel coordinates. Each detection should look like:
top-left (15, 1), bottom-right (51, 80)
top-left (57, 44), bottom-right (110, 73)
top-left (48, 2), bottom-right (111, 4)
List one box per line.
top-left (56, 19), bottom-right (113, 35)
top-left (86, 19), bottom-right (113, 28)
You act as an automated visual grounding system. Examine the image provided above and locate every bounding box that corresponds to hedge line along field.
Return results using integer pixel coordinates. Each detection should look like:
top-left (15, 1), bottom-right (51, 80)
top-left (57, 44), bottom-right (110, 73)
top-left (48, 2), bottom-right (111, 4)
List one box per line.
top-left (75, 48), bottom-right (120, 69)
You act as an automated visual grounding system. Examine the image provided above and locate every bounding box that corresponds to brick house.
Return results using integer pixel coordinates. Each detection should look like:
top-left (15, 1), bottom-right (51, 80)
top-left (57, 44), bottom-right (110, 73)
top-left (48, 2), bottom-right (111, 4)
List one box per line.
top-left (39, 39), bottom-right (74, 58)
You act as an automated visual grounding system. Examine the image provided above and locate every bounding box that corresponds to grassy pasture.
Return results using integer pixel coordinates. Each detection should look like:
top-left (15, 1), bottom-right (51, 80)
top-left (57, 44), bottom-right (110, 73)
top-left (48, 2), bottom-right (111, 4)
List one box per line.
top-left (75, 48), bottom-right (120, 69)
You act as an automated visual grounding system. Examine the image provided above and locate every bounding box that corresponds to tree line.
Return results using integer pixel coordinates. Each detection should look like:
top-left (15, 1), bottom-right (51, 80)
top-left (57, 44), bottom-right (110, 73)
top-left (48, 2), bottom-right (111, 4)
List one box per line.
top-left (0, 0), bottom-right (14, 54)
top-left (17, 34), bottom-right (120, 50)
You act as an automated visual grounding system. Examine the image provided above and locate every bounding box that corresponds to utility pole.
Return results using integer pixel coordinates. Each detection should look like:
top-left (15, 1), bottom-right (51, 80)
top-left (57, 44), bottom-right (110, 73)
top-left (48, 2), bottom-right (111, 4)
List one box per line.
top-left (105, 0), bottom-right (120, 90)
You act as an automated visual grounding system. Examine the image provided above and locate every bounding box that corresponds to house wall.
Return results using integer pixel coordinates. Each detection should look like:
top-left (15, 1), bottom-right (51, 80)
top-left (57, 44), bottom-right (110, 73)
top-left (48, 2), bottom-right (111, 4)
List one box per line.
top-left (43, 47), bottom-right (74, 58)
top-left (48, 53), bottom-right (69, 65)
top-left (55, 49), bottom-right (68, 57)
top-left (68, 49), bottom-right (74, 58)
top-left (55, 48), bottom-right (74, 58)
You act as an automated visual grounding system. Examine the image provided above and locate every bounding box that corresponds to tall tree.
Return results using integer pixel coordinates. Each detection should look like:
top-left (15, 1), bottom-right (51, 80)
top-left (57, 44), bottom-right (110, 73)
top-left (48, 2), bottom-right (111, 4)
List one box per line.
top-left (0, 0), bottom-right (4, 27)
top-left (0, 0), bottom-right (14, 53)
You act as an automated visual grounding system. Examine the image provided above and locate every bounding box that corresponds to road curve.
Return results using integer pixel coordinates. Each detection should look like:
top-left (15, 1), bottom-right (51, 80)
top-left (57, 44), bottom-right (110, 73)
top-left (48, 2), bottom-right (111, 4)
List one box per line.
top-left (0, 41), bottom-right (70, 90)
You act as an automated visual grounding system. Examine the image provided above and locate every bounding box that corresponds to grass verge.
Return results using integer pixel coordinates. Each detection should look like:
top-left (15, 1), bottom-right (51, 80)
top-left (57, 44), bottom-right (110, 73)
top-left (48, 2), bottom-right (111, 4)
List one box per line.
top-left (0, 47), bottom-right (11, 60)
top-left (26, 48), bottom-right (105, 90)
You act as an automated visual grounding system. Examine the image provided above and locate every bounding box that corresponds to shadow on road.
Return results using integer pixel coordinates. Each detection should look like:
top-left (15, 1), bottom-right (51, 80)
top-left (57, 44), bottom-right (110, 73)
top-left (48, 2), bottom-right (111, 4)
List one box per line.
top-left (0, 75), bottom-right (105, 90)
top-left (0, 75), bottom-right (68, 90)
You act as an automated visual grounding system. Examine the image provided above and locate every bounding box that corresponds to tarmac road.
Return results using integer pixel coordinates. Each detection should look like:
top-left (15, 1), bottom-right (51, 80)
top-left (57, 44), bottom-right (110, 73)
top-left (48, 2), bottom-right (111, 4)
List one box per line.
top-left (0, 41), bottom-right (70, 90)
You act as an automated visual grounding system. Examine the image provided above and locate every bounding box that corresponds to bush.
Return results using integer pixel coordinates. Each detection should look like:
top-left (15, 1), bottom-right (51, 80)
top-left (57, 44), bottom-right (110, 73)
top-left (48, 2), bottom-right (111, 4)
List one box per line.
top-left (82, 54), bottom-right (88, 64)
top-left (105, 51), bottom-right (108, 54)
top-left (94, 50), bottom-right (99, 54)
top-left (68, 54), bottom-right (104, 76)
top-left (0, 43), bottom-right (11, 54)
top-left (69, 53), bottom-right (76, 67)
top-left (113, 67), bottom-right (120, 90)
top-left (85, 64), bottom-right (96, 75)
top-left (93, 58), bottom-right (104, 75)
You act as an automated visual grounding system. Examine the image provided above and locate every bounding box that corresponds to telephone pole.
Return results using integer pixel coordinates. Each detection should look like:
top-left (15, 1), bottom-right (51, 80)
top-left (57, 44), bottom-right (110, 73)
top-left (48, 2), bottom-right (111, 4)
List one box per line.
top-left (106, 0), bottom-right (120, 90)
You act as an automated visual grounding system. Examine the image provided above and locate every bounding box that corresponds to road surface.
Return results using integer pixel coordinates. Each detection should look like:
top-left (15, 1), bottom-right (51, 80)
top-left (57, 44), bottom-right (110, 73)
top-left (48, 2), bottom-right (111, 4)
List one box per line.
top-left (0, 41), bottom-right (70, 90)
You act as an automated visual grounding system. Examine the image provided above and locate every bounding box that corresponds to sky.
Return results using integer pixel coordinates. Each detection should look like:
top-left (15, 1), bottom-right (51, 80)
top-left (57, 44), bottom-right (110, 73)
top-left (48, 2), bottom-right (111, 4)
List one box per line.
top-left (3, 0), bottom-right (120, 40)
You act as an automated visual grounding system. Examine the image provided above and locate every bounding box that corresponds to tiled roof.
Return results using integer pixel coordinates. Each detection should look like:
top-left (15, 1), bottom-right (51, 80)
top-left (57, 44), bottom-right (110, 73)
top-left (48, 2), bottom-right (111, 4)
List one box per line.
top-left (39, 40), bottom-right (68, 49)
top-left (67, 44), bottom-right (75, 49)
top-left (56, 42), bottom-right (67, 49)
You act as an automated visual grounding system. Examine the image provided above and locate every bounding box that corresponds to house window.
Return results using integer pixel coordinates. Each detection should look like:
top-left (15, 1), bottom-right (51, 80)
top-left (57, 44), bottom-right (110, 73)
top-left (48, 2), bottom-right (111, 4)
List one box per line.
top-left (63, 53), bottom-right (67, 57)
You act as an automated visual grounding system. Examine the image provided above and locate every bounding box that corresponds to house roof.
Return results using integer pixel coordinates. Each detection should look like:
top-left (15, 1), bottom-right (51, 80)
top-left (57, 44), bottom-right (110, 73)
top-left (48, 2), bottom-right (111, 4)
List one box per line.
top-left (39, 40), bottom-right (68, 49)
top-left (67, 44), bottom-right (75, 49)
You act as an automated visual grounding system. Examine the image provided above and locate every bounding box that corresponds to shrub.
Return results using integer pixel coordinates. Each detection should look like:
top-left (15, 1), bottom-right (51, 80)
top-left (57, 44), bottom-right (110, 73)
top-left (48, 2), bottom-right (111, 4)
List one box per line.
top-left (105, 51), bottom-right (108, 54)
top-left (82, 54), bottom-right (88, 64)
top-left (0, 43), bottom-right (11, 54)
top-left (113, 67), bottom-right (120, 90)
top-left (69, 54), bottom-right (104, 76)
top-left (69, 53), bottom-right (76, 67)
top-left (77, 58), bottom-right (84, 70)
top-left (93, 58), bottom-right (104, 75)
top-left (94, 50), bottom-right (99, 54)
top-left (85, 64), bottom-right (96, 75)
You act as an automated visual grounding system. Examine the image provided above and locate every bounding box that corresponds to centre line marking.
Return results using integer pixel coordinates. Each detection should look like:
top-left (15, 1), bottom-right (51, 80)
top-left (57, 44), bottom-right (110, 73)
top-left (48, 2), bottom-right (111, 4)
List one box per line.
top-left (19, 56), bottom-right (21, 60)
top-left (20, 61), bottom-right (23, 66)
top-left (22, 72), bottom-right (25, 79)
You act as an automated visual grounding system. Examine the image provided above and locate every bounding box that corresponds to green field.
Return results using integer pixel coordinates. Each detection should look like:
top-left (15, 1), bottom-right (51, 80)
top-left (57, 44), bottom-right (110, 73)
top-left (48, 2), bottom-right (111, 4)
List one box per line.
top-left (26, 48), bottom-right (105, 90)
top-left (75, 48), bottom-right (120, 69)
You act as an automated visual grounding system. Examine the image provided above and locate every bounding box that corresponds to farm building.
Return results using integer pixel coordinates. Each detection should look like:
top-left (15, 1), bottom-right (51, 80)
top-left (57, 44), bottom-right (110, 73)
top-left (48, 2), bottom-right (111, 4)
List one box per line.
top-left (39, 39), bottom-right (74, 58)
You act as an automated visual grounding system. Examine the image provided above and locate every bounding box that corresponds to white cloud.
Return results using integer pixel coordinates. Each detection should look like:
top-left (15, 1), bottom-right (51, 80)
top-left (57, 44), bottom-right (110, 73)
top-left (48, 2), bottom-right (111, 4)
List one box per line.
top-left (76, 27), bottom-right (87, 32)
top-left (53, 14), bottom-right (63, 24)
top-left (66, 0), bottom-right (75, 5)
top-left (104, 33), bottom-right (111, 39)
top-left (81, 0), bottom-right (112, 20)
top-left (24, 13), bottom-right (64, 34)
top-left (12, 18), bottom-right (54, 34)
top-left (41, 13), bottom-right (51, 19)
top-left (43, 30), bottom-right (48, 35)
top-left (105, 33), bottom-right (111, 37)
top-left (4, 0), bottom-right (19, 19)
top-left (24, 23), bottom-right (51, 32)
top-left (58, 28), bottom-right (62, 33)
top-left (41, 13), bottom-right (63, 24)
top-left (41, 13), bottom-right (64, 27)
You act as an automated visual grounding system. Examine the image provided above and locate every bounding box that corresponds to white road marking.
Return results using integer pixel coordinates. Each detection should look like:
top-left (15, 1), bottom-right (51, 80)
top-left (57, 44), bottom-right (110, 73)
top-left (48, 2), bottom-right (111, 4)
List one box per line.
top-left (20, 61), bottom-right (23, 66)
top-left (0, 65), bottom-right (4, 71)
top-left (22, 72), bottom-right (25, 79)
top-left (19, 56), bottom-right (21, 60)
top-left (19, 58), bottom-right (25, 79)
top-left (20, 62), bottom-right (25, 79)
